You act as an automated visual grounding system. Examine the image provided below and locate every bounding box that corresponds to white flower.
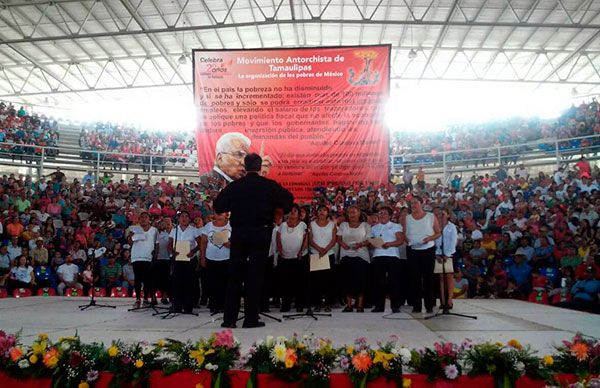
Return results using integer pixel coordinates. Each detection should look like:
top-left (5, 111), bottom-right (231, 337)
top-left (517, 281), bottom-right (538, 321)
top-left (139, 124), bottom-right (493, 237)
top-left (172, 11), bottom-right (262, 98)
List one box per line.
top-left (61, 342), bottom-right (71, 351)
top-left (265, 336), bottom-right (274, 347)
top-left (398, 348), bottom-right (412, 364)
top-left (141, 344), bottom-right (154, 355)
top-left (444, 364), bottom-right (459, 380)
top-left (271, 343), bottom-right (287, 362)
top-left (18, 359), bottom-right (30, 369)
top-left (205, 363), bottom-right (218, 371)
top-left (276, 336), bottom-right (287, 344)
top-left (515, 361), bottom-right (525, 375)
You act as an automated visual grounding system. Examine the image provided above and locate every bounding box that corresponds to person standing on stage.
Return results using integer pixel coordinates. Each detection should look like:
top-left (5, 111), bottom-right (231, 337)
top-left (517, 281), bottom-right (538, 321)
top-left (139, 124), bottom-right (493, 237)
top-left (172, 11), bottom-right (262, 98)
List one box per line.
top-left (435, 208), bottom-right (458, 309)
top-left (129, 212), bottom-right (158, 308)
top-left (309, 205), bottom-right (337, 312)
top-left (276, 204), bottom-right (308, 313)
top-left (337, 205), bottom-right (371, 313)
top-left (154, 219), bottom-right (172, 304)
top-left (404, 196), bottom-right (441, 314)
top-left (214, 153), bottom-right (293, 329)
top-left (370, 206), bottom-right (405, 313)
top-left (168, 211), bottom-right (202, 313)
top-left (200, 212), bottom-right (232, 314)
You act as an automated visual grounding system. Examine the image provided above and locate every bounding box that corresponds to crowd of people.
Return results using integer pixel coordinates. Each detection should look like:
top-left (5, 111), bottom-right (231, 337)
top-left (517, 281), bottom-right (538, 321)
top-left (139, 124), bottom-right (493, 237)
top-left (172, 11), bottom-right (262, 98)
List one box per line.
top-left (0, 149), bottom-right (599, 315)
top-left (0, 102), bottom-right (59, 161)
top-left (79, 122), bottom-right (195, 171)
top-left (391, 99), bottom-right (600, 166)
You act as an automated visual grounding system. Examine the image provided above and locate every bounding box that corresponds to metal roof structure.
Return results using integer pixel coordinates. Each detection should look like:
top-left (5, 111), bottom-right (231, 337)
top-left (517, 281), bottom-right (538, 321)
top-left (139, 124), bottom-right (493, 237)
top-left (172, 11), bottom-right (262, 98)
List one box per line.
top-left (0, 0), bottom-right (599, 109)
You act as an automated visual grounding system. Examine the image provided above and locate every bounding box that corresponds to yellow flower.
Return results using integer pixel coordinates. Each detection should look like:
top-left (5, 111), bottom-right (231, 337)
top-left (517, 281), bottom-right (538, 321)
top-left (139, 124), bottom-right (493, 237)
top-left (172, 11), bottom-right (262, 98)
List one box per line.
top-left (346, 346), bottom-right (354, 354)
top-left (508, 339), bottom-right (523, 350)
top-left (273, 344), bottom-right (287, 362)
top-left (297, 343), bottom-right (305, 349)
top-left (38, 333), bottom-right (49, 341)
top-left (543, 355), bottom-right (554, 366)
top-left (29, 354), bottom-right (38, 364)
top-left (157, 340), bottom-right (166, 347)
top-left (107, 345), bottom-right (119, 357)
top-left (373, 351), bottom-right (394, 370)
top-left (135, 359), bottom-right (144, 368)
top-left (190, 350), bottom-right (205, 366)
top-left (43, 348), bottom-right (59, 369)
top-left (78, 382), bottom-right (89, 388)
top-left (195, 384), bottom-right (204, 388)
top-left (205, 349), bottom-right (215, 356)
top-left (495, 342), bottom-right (504, 347)
top-left (402, 378), bottom-right (412, 388)
top-left (32, 341), bottom-right (47, 355)
top-left (285, 358), bottom-right (295, 368)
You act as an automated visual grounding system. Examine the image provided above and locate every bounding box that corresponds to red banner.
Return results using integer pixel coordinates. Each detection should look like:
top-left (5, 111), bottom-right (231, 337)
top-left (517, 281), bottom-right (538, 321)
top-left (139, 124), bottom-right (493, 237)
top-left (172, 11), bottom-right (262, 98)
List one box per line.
top-left (193, 46), bottom-right (390, 201)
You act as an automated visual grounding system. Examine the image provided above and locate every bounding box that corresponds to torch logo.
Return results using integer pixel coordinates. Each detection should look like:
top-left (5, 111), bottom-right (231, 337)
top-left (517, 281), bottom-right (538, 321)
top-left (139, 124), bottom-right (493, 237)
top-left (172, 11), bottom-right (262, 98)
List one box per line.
top-left (348, 50), bottom-right (380, 85)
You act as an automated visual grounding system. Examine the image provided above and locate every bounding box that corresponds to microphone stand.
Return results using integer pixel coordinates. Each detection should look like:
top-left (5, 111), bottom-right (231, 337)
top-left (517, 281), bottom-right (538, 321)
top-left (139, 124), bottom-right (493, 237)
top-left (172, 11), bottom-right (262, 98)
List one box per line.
top-left (425, 226), bottom-right (476, 321)
top-left (284, 225), bottom-right (332, 321)
top-left (154, 219), bottom-right (198, 319)
top-left (79, 254), bottom-right (116, 311)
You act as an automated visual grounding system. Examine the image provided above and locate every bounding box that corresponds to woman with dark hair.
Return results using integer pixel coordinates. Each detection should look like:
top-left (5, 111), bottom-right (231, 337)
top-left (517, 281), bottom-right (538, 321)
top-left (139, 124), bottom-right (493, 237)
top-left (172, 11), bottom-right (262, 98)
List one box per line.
top-left (435, 208), bottom-right (458, 309)
top-left (8, 255), bottom-right (35, 294)
top-left (337, 205), bottom-right (371, 312)
top-left (276, 204), bottom-right (308, 312)
top-left (404, 196), bottom-right (441, 314)
top-left (309, 205), bottom-right (337, 312)
top-left (370, 206), bottom-right (405, 313)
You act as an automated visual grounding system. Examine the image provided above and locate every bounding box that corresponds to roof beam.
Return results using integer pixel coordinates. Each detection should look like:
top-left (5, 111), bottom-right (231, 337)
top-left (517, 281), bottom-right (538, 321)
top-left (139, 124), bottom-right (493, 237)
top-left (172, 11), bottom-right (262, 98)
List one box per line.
top-left (541, 29), bottom-right (600, 82)
top-left (1, 17), bottom-right (599, 46)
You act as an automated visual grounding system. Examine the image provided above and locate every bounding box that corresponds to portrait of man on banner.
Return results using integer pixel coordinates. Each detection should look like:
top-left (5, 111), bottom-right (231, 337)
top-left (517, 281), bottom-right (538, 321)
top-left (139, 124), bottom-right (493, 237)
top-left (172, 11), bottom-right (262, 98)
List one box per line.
top-left (199, 132), bottom-right (273, 190)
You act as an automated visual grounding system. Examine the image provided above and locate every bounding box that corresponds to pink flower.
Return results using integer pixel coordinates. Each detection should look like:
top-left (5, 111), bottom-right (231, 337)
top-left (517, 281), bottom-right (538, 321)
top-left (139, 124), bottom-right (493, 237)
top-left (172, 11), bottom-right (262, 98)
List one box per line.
top-left (214, 330), bottom-right (235, 349)
top-left (434, 342), bottom-right (457, 357)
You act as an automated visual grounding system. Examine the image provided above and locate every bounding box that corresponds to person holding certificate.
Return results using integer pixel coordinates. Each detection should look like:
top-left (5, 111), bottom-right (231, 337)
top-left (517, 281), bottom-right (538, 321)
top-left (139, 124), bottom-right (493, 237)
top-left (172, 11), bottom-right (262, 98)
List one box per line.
top-left (276, 204), bottom-right (308, 312)
top-left (337, 206), bottom-right (371, 313)
top-left (370, 206), bottom-right (405, 313)
top-left (168, 211), bottom-right (202, 314)
top-left (309, 205), bottom-right (337, 312)
top-left (200, 212), bottom-right (232, 314)
top-left (128, 212), bottom-right (158, 308)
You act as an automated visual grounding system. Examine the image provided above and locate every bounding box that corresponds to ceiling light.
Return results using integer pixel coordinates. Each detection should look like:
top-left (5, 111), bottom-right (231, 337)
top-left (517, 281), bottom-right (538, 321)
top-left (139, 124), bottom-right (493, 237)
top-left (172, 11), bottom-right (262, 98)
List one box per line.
top-left (178, 54), bottom-right (187, 64)
top-left (408, 49), bottom-right (418, 60)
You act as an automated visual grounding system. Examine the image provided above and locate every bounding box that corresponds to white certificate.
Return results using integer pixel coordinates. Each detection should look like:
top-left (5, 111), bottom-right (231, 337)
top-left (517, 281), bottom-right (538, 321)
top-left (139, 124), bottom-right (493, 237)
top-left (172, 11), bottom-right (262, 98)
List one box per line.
top-left (310, 254), bottom-right (331, 272)
top-left (175, 240), bottom-right (191, 262)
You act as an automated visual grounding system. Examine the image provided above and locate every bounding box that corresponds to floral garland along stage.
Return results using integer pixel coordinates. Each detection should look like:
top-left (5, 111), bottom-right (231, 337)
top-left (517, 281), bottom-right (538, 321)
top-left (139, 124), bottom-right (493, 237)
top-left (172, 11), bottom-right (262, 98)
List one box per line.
top-left (0, 330), bottom-right (598, 388)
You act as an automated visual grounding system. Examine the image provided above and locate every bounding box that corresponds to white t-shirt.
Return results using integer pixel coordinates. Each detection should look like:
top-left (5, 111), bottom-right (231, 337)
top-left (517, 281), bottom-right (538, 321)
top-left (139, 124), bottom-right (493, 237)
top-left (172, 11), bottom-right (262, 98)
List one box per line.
top-left (310, 220), bottom-right (336, 256)
top-left (279, 221), bottom-right (307, 259)
top-left (156, 230), bottom-right (171, 261)
top-left (202, 222), bottom-right (231, 261)
top-left (57, 263), bottom-right (79, 283)
top-left (169, 225), bottom-right (201, 252)
top-left (130, 226), bottom-right (158, 262)
top-left (269, 225), bottom-right (279, 258)
top-left (11, 266), bottom-right (33, 283)
top-left (371, 222), bottom-right (403, 258)
top-left (337, 222), bottom-right (371, 262)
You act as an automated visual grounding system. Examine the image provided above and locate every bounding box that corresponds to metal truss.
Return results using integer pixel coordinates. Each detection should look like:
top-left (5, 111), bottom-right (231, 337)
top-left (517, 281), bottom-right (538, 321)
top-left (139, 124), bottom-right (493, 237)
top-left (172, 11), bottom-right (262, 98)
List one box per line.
top-left (0, 0), bottom-right (598, 99)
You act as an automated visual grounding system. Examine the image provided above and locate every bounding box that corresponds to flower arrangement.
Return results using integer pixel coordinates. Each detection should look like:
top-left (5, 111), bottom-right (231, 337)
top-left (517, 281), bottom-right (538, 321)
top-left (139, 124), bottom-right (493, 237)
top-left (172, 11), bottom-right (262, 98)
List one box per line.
top-left (463, 339), bottom-right (551, 387)
top-left (551, 333), bottom-right (600, 380)
top-left (187, 329), bottom-right (240, 387)
top-left (50, 335), bottom-right (106, 388)
top-left (409, 340), bottom-right (470, 382)
top-left (338, 336), bottom-right (409, 388)
top-left (244, 334), bottom-right (337, 387)
top-left (102, 340), bottom-right (162, 387)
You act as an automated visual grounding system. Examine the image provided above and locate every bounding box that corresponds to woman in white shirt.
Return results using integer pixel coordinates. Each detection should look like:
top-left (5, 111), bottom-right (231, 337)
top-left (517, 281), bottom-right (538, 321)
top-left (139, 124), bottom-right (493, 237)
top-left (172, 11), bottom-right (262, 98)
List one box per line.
top-left (404, 196), bottom-right (441, 314)
top-left (200, 212), bottom-right (231, 314)
top-left (435, 208), bottom-right (458, 309)
top-left (337, 205), bottom-right (371, 312)
top-left (8, 255), bottom-right (35, 295)
top-left (370, 206), bottom-right (405, 313)
top-left (309, 205), bottom-right (337, 312)
top-left (276, 204), bottom-right (308, 312)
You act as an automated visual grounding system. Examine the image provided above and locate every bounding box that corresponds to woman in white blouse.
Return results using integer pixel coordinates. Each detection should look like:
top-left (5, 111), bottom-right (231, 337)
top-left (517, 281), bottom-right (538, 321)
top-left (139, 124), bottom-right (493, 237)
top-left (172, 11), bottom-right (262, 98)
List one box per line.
top-left (309, 205), bottom-right (337, 312)
top-left (337, 205), bottom-right (371, 312)
top-left (435, 208), bottom-right (458, 309)
top-left (276, 204), bottom-right (308, 312)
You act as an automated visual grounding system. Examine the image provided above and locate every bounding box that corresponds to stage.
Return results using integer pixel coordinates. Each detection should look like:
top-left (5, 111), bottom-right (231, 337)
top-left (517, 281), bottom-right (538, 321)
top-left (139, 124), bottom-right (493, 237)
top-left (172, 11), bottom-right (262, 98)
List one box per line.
top-left (0, 297), bottom-right (598, 352)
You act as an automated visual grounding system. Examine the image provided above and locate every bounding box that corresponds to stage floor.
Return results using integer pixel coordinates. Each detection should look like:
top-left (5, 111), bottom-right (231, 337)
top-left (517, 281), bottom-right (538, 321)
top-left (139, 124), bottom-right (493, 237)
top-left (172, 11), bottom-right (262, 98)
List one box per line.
top-left (0, 297), bottom-right (598, 353)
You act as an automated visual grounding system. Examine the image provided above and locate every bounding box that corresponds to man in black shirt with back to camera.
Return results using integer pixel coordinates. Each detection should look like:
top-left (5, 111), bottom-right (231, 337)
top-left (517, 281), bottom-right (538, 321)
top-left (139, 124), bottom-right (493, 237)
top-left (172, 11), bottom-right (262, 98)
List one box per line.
top-left (214, 153), bottom-right (294, 328)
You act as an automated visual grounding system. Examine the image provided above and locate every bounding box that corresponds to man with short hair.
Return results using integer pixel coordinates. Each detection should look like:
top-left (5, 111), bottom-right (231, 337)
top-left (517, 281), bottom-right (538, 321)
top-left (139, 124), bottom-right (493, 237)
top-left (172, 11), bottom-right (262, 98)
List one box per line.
top-left (215, 153), bottom-right (293, 328)
top-left (128, 212), bottom-right (158, 308)
top-left (57, 255), bottom-right (82, 295)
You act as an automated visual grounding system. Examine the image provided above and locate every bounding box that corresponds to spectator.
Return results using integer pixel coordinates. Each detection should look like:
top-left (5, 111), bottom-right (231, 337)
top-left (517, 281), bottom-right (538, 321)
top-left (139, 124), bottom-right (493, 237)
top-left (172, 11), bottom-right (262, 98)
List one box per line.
top-left (100, 255), bottom-right (122, 292)
top-left (56, 255), bottom-right (82, 295)
top-left (508, 254), bottom-right (533, 295)
top-left (8, 255), bottom-right (35, 294)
